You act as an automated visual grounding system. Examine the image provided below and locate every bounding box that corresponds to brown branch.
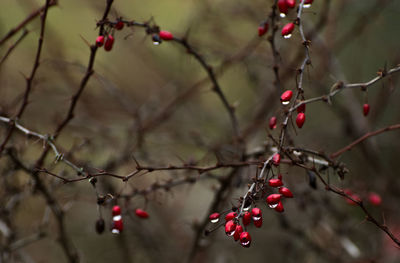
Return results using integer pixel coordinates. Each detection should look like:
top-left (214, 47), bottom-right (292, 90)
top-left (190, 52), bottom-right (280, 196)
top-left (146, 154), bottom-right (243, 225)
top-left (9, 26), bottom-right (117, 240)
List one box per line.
top-left (0, 29), bottom-right (29, 67)
top-left (0, 0), bottom-right (57, 46)
top-left (330, 123), bottom-right (400, 159)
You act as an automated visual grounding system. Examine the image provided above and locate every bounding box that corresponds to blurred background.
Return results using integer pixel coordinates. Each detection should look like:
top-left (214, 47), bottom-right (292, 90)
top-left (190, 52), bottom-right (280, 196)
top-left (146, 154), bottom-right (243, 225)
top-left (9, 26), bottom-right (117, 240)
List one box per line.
top-left (0, 0), bottom-right (400, 262)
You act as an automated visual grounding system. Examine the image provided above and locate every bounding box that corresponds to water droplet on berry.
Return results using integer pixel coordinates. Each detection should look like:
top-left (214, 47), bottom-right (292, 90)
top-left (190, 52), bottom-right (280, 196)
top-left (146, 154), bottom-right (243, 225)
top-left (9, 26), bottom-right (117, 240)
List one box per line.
top-left (303, 4), bottom-right (311, 8)
top-left (210, 218), bottom-right (219, 223)
top-left (269, 203), bottom-right (278, 209)
top-left (283, 34), bottom-right (292, 39)
top-left (226, 229), bottom-right (236, 237)
top-left (280, 13), bottom-right (286, 18)
top-left (241, 240), bottom-right (250, 246)
top-left (113, 215), bottom-right (122, 221)
top-left (252, 215), bottom-right (261, 221)
top-left (111, 229), bottom-right (120, 234)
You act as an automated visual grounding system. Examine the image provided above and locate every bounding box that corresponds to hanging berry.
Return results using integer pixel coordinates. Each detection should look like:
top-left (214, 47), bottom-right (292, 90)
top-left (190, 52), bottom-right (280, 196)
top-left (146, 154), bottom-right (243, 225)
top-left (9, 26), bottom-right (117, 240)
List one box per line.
top-left (363, 103), bottom-right (370, 116)
top-left (251, 207), bottom-right (262, 221)
top-left (242, 211), bottom-right (252, 226)
top-left (301, 0), bottom-right (313, 8)
top-left (368, 192), bottom-right (382, 206)
top-left (115, 21), bottom-right (124, 30)
top-left (272, 153), bottom-right (281, 166)
top-left (269, 178), bottom-right (283, 187)
top-left (266, 194), bottom-right (282, 208)
top-left (96, 35), bottom-right (104, 47)
top-left (279, 187), bottom-right (294, 198)
top-left (225, 211), bottom-right (238, 221)
top-left (274, 202), bottom-right (284, 213)
top-left (280, 90), bottom-right (293, 105)
top-left (278, 0), bottom-right (289, 17)
top-left (296, 113), bottom-right (306, 128)
top-left (240, 232), bottom-right (252, 248)
top-left (104, 35), bottom-right (114, 51)
top-left (112, 205), bottom-right (121, 216)
top-left (209, 212), bottom-right (220, 223)
top-left (95, 218), bottom-right (105, 234)
top-left (286, 0), bottom-right (296, 8)
top-left (269, 116), bottom-right (277, 129)
top-left (159, 30), bottom-right (174, 40)
top-left (258, 23), bottom-right (269, 37)
top-left (225, 220), bottom-right (237, 236)
top-left (282, 23), bottom-right (295, 39)
top-left (135, 208), bottom-right (149, 219)
top-left (233, 225), bottom-right (244, 241)
top-left (297, 103), bottom-right (306, 113)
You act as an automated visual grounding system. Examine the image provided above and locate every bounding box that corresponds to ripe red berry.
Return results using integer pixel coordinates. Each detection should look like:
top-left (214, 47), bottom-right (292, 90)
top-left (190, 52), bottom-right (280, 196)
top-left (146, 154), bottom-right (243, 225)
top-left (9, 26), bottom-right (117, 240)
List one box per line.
top-left (258, 23), bottom-right (269, 37)
top-left (301, 0), bottom-right (313, 8)
top-left (266, 194), bottom-right (282, 206)
top-left (251, 207), bottom-right (262, 220)
top-left (112, 218), bottom-right (123, 234)
top-left (269, 178), bottom-right (283, 187)
top-left (363, 103), bottom-right (370, 116)
top-left (272, 153), bottom-right (281, 166)
top-left (104, 35), bottom-right (114, 51)
top-left (344, 189), bottom-right (361, 205)
top-left (233, 225), bottom-right (244, 241)
top-left (279, 187), bottom-right (294, 198)
top-left (296, 113), bottom-right (306, 128)
top-left (297, 103), bottom-right (306, 113)
top-left (112, 205), bottom-right (121, 216)
top-left (286, 0), bottom-right (296, 8)
top-left (225, 211), bottom-right (238, 221)
top-left (269, 116), bottom-right (277, 129)
top-left (274, 202), bottom-right (284, 213)
top-left (368, 192), bottom-right (382, 206)
top-left (240, 232), bottom-right (252, 248)
top-left (278, 0), bottom-right (289, 17)
top-left (225, 220), bottom-right (237, 236)
top-left (254, 217), bottom-right (263, 228)
top-left (159, 30), bottom-right (174, 40)
top-left (209, 212), bottom-right (220, 223)
top-left (242, 211), bottom-right (252, 226)
top-left (282, 23), bottom-right (295, 38)
top-left (135, 208), bottom-right (149, 219)
top-left (96, 35), bottom-right (104, 47)
top-left (280, 90), bottom-right (293, 104)
top-left (115, 21), bottom-right (124, 30)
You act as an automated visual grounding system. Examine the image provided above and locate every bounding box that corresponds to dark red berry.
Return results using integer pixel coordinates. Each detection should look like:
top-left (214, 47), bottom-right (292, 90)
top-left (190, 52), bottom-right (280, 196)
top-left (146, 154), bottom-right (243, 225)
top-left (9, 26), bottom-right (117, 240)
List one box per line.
top-left (296, 113), bottom-right (306, 128)
top-left (115, 21), bottom-right (124, 30)
top-left (269, 116), bottom-right (277, 129)
top-left (96, 36), bottom-right (104, 47)
top-left (135, 208), bottom-right (149, 219)
top-left (279, 187), bottom-right (294, 198)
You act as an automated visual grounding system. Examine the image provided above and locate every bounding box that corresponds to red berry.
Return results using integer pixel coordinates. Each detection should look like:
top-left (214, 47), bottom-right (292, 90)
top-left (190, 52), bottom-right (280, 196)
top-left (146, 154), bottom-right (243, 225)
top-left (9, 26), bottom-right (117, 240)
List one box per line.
top-left (96, 35), bottom-right (104, 47)
top-left (274, 202), bottom-right (284, 213)
top-left (104, 35), bottom-right (114, 51)
top-left (297, 103), bottom-right (306, 113)
top-left (251, 207), bottom-right (262, 220)
top-left (272, 153), bottom-right (281, 166)
top-left (368, 192), bottom-right (382, 206)
top-left (233, 225), bottom-right (244, 241)
top-left (280, 90), bottom-right (293, 104)
top-left (112, 205), bottom-right (121, 216)
top-left (242, 211), bottom-right (252, 226)
top-left (240, 232), bottom-right (252, 248)
top-left (344, 189), bottom-right (361, 205)
top-left (209, 212), bottom-right (220, 223)
top-left (135, 208), bottom-right (149, 219)
top-left (112, 218), bottom-right (123, 234)
top-left (258, 23), bottom-right (269, 37)
top-left (363, 103), bottom-right (370, 116)
top-left (115, 21), bottom-right (124, 30)
top-left (296, 113), bottom-right (306, 128)
top-left (159, 30), bottom-right (174, 40)
top-left (269, 178), bottom-right (283, 187)
top-left (225, 211), bottom-right (238, 221)
top-left (269, 116), bottom-right (277, 129)
top-left (286, 0), bottom-right (296, 8)
top-left (254, 216), bottom-right (263, 228)
top-left (225, 220), bottom-right (237, 236)
top-left (279, 187), bottom-right (294, 198)
top-left (278, 0), bottom-right (289, 17)
top-left (266, 194), bottom-right (282, 205)
top-left (282, 23), bottom-right (295, 38)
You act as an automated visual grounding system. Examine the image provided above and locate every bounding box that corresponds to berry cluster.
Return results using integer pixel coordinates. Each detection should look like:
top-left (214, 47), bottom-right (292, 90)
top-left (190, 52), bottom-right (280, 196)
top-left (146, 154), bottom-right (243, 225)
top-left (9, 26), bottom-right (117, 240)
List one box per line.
top-left (95, 205), bottom-right (150, 235)
top-left (207, 173), bottom-right (294, 248)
